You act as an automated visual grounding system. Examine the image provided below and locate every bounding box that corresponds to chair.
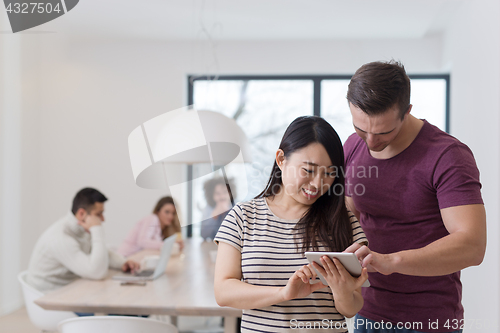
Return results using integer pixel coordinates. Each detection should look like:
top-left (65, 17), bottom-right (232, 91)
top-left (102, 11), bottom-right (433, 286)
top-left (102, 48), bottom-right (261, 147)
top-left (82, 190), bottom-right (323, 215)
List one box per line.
top-left (17, 271), bottom-right (77, 332)
top-left (58, 316), bottom-right (179, 333)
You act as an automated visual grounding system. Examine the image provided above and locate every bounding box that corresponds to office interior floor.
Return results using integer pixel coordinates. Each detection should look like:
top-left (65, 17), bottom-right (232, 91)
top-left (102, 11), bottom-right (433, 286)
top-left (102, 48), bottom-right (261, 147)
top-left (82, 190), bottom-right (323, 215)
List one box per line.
top-left (0, 307), bottom-right (225, 333)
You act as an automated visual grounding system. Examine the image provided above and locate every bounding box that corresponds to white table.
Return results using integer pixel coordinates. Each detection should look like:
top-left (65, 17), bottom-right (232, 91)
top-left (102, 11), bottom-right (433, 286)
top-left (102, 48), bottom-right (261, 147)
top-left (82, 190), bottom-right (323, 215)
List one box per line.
top-left (35, 238), bottom-right (242, 333)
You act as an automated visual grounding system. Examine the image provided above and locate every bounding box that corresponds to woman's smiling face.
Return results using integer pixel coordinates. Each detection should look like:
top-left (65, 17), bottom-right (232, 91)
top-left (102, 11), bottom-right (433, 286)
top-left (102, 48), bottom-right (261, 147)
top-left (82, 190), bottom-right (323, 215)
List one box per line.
top-left (277, 142), bottom-right (336, 206)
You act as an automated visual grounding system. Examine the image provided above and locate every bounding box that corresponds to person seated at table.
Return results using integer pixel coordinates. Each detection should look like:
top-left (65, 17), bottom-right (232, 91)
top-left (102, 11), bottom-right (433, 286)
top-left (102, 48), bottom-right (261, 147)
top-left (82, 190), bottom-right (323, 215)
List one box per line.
top-left (117, 196), bottom-right (184, 257)
top-left (200, 177), bottom-right (235, 241)
top-left (26, 187), bottom-right (140, 293)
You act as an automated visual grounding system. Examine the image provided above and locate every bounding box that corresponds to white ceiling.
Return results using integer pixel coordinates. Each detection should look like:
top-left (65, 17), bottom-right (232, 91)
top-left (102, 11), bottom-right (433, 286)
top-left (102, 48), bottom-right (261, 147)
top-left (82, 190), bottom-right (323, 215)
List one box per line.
top-left (54, 0), bottom-right (462, 40)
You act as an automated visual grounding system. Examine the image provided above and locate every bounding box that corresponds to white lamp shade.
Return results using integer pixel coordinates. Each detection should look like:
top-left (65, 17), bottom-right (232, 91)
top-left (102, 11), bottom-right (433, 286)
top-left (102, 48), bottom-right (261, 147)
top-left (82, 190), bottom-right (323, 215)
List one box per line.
top-left (128, 107), bottom-right (252, 190)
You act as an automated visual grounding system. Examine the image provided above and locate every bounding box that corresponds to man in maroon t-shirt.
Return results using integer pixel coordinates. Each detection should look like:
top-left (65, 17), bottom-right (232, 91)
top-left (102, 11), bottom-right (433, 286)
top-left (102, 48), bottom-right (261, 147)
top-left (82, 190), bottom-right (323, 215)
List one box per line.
top-left (343, 61), bottom-right (486, 333)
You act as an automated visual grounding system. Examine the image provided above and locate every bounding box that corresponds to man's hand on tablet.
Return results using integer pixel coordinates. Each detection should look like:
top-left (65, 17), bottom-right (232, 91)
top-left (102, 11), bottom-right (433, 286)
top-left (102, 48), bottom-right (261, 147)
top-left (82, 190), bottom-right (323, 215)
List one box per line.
top-left (345, 243), bottom-right (397, 275)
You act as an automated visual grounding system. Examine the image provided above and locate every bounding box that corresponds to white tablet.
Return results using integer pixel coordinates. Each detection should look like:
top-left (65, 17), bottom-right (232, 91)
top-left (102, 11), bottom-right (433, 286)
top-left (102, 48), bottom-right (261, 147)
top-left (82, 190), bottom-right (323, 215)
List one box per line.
top-left (304, 252), bottom-right (370, 288)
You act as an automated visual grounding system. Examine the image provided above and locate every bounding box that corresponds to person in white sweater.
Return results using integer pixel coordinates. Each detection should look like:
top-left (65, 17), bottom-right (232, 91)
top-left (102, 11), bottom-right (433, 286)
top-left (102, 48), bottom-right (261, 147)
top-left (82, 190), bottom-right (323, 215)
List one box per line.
top-left (27, 188), bottom-right (140, 293)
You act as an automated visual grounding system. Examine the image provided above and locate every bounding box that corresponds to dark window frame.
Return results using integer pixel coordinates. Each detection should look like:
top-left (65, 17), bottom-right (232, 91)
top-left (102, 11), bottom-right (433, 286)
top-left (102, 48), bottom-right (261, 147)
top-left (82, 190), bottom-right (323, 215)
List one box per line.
top-left (186, 74), bottom-right (450, 236)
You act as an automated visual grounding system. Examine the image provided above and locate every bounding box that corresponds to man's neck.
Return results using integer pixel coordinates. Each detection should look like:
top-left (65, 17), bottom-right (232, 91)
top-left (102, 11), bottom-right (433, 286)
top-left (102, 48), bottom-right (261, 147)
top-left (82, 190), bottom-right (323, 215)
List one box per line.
top-left (371, 115), bottom-right (424, 160)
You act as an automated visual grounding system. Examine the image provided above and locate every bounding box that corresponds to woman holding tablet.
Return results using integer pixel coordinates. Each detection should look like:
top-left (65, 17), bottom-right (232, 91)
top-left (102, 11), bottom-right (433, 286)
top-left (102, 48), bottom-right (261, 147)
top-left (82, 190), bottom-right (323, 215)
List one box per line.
top-left (214, 116), bottom-right (368, 332)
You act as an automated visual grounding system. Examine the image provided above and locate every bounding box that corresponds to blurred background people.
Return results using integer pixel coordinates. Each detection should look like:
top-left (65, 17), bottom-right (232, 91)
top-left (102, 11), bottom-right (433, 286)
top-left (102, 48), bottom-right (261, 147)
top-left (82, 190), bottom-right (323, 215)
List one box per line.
top-left (27, 188), bottom-right (139, 293)
top-left (200, 177), bottom-right (235, 241)
top-left (117, 196), bottom-right (183, 257)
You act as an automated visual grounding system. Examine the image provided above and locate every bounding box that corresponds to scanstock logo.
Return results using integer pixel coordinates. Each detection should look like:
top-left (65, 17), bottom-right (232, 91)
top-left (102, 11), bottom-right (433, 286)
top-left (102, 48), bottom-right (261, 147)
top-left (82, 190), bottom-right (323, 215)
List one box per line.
top-left (3, 0), bottom-right (79, 33)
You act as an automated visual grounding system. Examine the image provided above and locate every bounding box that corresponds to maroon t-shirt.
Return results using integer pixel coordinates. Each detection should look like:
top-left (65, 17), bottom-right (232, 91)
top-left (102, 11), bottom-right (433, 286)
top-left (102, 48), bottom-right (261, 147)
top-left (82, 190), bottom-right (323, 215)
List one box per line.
top-left (344, 120), bottom-right (483, 332)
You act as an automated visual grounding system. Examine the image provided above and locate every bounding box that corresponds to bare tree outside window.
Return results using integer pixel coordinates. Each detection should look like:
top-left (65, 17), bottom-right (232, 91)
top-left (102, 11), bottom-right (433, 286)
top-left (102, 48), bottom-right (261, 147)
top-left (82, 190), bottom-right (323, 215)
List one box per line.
top-left (188, 75), bottom-right (448, 238)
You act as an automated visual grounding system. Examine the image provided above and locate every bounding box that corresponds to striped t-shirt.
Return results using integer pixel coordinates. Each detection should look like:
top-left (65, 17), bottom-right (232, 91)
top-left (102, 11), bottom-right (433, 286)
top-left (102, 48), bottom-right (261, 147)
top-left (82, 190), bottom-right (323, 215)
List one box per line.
top-left (214, 197), bottom-right (368, 333)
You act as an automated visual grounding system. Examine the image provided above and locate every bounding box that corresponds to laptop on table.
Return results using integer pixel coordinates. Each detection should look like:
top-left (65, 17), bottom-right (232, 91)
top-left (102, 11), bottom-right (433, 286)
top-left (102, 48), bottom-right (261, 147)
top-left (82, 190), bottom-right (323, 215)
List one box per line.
top-left (112, 234), bottom-right (177, 281)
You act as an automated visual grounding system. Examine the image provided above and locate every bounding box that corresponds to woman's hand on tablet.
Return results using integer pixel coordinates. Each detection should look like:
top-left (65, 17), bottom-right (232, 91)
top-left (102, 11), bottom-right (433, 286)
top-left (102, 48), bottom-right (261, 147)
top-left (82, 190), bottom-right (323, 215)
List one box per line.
top-left (313, 256), bottom-right (368, 300)
top-left (281, 264), bottom-right (327, 301)
top-left (311, 256), bottom-right (367, 317)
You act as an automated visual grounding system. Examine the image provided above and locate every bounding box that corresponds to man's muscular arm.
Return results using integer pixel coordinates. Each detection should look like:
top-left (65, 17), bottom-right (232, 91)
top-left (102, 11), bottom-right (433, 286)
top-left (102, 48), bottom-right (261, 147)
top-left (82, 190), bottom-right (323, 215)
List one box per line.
top-left (347, 204), bottom-right (486, 276)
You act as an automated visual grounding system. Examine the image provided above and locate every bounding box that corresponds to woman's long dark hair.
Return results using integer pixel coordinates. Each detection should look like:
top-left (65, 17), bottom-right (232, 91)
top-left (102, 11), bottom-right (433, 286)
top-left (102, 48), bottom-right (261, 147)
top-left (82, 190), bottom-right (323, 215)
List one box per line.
top-left (255, 116), bottom-right (353, 253)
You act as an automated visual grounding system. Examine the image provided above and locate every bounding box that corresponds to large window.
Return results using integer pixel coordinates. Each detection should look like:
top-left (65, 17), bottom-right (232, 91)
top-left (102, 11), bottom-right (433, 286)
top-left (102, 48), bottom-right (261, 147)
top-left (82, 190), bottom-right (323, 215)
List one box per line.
top-left (186, 75), bottom-right (449, 237)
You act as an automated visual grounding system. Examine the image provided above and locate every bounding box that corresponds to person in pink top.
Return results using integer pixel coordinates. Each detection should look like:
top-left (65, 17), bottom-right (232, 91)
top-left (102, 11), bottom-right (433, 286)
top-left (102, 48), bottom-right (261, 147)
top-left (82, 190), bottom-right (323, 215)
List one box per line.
top-left (118, 196), bottom-right (183, 257)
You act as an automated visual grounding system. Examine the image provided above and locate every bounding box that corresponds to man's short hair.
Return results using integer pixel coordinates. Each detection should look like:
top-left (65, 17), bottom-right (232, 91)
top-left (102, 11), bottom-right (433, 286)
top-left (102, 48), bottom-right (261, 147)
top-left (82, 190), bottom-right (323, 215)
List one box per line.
top-left (347, 60), bottom-right (411, 120)
top-left (71, 188), bottom-right (108, 215)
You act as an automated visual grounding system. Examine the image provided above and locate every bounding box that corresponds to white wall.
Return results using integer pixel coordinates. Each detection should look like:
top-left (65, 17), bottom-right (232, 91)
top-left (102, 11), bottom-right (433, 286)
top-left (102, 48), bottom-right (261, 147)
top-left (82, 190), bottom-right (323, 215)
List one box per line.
top-left (1, 1), bottom-right (499, 326)
top-left (442, 0), bottom-right (500, 331)
top-left (0, 14), bottom-right (23, 315)
top-left (32, 35), bottom-right (443, 249)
